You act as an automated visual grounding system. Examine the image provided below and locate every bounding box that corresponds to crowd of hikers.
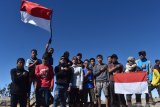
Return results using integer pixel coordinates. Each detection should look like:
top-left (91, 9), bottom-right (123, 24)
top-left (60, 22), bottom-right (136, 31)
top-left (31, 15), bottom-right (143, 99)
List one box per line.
top-left (10, 42), bottom-right (160, 107)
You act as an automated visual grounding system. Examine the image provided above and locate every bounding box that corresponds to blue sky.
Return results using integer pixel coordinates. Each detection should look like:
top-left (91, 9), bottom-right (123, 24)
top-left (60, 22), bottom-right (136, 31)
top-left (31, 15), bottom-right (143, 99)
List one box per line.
top-left (0, 0), bottom-right (160, 97)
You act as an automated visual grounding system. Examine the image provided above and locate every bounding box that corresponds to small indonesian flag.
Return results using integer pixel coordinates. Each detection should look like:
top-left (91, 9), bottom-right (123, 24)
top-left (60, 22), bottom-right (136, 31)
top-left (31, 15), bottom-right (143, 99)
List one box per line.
top-left (20, 0), bottom-right (52, 32)
top-left (114, 72), bottom-right (148, 94)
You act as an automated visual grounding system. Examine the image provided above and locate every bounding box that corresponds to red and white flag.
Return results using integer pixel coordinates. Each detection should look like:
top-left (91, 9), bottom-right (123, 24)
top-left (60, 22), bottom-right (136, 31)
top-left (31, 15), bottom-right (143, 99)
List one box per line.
top-left (20, 0), bottom-right (52, 32)
top-left (114, 72), bottom-right (148, 94)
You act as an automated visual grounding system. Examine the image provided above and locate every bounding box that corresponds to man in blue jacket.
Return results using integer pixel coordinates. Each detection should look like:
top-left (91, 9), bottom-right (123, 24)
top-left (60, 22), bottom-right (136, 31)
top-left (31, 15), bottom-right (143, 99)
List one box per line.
top-left (136, 50), bottom-right (153, 106)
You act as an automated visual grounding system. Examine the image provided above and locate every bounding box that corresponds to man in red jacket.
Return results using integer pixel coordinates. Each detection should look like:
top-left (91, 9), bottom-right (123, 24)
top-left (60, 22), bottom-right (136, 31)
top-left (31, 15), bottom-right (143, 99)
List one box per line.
top-left (35, 54), bottom-right (54, 107)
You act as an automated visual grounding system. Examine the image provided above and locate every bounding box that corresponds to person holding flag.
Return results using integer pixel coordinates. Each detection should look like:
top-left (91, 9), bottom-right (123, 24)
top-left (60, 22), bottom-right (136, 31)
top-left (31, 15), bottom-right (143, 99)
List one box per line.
top-left (44, 39), bottom-right (54, 66)
top-left (125, 56), bottom-right (141, 107)
top-left (108, 54), bottom-right (127, 107)
top-left (136, 50), bottom-right (153, 106)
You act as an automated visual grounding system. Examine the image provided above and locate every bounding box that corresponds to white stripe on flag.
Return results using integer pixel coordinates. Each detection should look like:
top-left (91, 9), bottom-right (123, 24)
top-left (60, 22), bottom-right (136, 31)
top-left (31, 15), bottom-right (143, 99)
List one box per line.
top-left (115, 81), bottom-right (148, 94)
top-left (20, 11), bottom-right (51, 32)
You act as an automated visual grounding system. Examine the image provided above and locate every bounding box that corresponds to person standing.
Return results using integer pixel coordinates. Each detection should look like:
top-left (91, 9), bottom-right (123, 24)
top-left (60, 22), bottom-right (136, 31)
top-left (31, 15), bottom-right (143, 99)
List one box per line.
top-left (35, 54), bottom-right (54, 107)
top-left (108, 54), bottom-right (127, 107)
top-left (44, 42), bottom-right (54, 66)
top-left (26, 49), bottom-right (42, 106)
top-left (69, 56), bottom-right (84, 107)
top-left (136, 51), bottom-right (153, 106)
top-left (53, 56), bottom-right (73, 107)
top-left (82, 59), bottom-right (95, 107)
top-left (93, 54), bottom-right (109, 107)
top-left (149, 60), bottom-right (160, 98)
top-left (125, 56), bottom-right (141, 107)
top-left (10, 58), bottom-right (29, 107)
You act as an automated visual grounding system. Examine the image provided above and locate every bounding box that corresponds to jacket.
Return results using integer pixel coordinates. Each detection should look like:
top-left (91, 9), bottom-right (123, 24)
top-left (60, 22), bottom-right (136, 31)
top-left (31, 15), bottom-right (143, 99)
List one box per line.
top-left (151, 69), bottom-right (160, 86)
top-left (10, 68), bottom-right (29, 95)
top-left (55, 64), bottom-right (73, 86)
top-left (71, 64), bottom-right (83, 89)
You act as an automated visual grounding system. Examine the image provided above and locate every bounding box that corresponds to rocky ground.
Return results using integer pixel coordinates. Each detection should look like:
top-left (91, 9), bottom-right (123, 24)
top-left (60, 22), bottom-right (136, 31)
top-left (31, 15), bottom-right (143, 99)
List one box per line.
top-left (1, 97), bottom-right (160, 107)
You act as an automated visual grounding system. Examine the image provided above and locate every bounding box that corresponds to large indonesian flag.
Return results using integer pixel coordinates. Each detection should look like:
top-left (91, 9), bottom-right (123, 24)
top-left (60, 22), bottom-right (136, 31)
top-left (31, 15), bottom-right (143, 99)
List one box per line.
top-left (114, 72), bottom-right (148, 94)
top-left (20, 0), bottom-right (52, 32)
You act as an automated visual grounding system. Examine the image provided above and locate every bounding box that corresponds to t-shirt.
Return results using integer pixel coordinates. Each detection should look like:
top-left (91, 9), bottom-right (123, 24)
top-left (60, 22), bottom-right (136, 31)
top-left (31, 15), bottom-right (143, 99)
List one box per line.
top-left (83, 68), bottom-right (94, 89)
top-left (35, 64), bottom-right (54, 88)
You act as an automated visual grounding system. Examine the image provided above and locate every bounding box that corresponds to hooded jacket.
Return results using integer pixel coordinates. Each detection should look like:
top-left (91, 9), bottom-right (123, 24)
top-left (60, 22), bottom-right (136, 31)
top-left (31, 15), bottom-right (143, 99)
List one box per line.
top-left (71, 64), bottom-right (83, 89)
top-left (151, 69), bottom-right (160, 86)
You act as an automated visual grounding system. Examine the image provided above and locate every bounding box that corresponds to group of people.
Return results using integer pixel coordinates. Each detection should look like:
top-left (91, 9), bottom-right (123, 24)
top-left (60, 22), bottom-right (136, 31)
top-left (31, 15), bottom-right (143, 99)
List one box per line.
top-left (10, 44), bottom-right (160, 107)
top-left (10, 43), bottom-right (54, 107)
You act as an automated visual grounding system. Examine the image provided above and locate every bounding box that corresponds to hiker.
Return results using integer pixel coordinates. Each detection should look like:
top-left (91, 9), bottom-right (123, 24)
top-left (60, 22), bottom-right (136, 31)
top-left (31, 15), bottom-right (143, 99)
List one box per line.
top-left (108, 54), bottom-right (127, 107)
top-left (125, 56), bottom-right (141, 107)
top-left (26, 49), bottom-right (42, 106)
top-left (136, 51), bottom-right (153, 106)
top-left (93, 54), bottom-right (109, 107)
top-left (35, 54), bottom-right (54, 107)
top-left (53, 56), bottom-right (73, 107)
top-left (82, 59), bottom-right (95, 107)
top-left (149, 60), bottom-right (160, 98)
top-left (69, 56), bottom-right (83, 107)
top-left (10, 58), bottom-right (29, 107)
top-left (44, 42), bottom-right (54, 66)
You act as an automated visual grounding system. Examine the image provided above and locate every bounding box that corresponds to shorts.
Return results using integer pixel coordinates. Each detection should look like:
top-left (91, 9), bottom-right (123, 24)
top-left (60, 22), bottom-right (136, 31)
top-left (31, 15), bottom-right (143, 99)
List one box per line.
top-left (96, 81), bottom-right (109, 97)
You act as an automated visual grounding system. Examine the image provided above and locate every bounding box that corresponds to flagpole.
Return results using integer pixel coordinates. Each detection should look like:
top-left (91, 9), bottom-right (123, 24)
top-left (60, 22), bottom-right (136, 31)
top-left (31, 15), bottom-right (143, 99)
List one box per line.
top-left (48, 9), bottom-right (53, 44)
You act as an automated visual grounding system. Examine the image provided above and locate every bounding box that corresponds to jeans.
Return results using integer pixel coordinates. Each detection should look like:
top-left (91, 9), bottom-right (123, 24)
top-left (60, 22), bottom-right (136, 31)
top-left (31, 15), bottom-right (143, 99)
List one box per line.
top-left (83, 88), bottom-right (95, 103)
top-left (11, 93), bottom-right (27, 107)
top-left (53, 84), bottom-right (68, 107)
top-left (36, 87), bottom-right (50, 107)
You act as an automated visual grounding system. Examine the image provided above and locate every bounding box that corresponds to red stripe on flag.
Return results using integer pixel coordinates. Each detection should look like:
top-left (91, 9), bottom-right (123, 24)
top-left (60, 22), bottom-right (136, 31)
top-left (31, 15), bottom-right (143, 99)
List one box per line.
top-left (114, 72), bottom-right (147, 83)
top-left (20, 1), bottom-right (52, 20)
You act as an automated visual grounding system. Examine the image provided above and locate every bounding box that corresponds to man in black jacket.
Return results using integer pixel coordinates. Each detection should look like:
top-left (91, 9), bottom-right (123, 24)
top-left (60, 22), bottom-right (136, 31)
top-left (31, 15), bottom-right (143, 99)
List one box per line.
top-left (10, 58), bottom-right (29, 107)
top-left (53, 56), bottom-right (73, 107)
